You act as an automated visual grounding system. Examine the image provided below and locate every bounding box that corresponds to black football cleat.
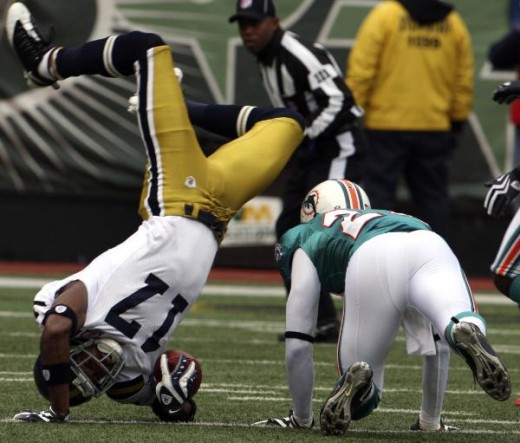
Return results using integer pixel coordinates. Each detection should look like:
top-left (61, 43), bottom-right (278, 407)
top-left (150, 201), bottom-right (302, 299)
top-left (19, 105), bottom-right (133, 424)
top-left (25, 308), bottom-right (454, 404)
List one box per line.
top-left (320, 361), bottom-right (373, 435)
top-left (7, 2), bottom-right (58, 88)
top-left (451, 321), bottom-right (511, 401)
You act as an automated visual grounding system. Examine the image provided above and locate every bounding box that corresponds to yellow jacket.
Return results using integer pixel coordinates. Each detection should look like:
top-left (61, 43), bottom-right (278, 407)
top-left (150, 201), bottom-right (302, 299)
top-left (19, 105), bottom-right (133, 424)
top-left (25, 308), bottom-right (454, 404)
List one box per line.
top-left (346, 0), bottom-right (473, 131)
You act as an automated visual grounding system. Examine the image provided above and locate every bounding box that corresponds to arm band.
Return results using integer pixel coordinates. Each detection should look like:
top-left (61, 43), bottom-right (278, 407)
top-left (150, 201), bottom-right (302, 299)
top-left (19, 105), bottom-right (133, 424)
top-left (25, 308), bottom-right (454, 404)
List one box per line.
top-left (41, 362), bottom-right (74, 386)
top-left (42, 304), bottom-right (78, 336)
top-left (285, 331), bottom-right (314, 343)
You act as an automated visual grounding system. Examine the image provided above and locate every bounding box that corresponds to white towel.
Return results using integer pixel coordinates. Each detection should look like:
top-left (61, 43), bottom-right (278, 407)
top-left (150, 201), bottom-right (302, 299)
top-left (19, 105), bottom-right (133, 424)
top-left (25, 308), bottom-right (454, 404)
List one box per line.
top-left (401, 307), bottom-right (436, 356)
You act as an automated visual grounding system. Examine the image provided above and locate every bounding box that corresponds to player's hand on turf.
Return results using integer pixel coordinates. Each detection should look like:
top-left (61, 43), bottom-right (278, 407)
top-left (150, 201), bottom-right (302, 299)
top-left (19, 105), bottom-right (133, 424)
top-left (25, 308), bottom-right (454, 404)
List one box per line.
top-left (484, 169), bottom-right (520, 218)
top-left (493, 80), bottom-right (520, 105)
top-left (155, 353), bottom-right (196, 409)
top-left (13, 406), bottom-right (69, 423)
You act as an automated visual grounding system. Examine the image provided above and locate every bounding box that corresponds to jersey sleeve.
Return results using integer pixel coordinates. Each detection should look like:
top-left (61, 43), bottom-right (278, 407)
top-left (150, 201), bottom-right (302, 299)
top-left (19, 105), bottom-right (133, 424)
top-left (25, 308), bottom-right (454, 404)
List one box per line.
top-left (275, 224), bottom-right (313, 290)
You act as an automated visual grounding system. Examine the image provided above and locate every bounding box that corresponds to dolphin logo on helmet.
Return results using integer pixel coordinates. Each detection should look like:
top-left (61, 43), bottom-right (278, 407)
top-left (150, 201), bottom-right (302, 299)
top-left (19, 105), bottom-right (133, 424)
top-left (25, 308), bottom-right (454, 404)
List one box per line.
top-left (300, 179), bottom-right (371, 223)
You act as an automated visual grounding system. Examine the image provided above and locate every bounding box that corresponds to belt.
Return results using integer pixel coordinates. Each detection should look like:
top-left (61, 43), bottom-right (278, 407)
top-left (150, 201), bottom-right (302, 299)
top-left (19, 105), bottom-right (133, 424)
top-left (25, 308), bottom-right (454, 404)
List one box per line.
top-left (184, 204), bottom-right (226, 242)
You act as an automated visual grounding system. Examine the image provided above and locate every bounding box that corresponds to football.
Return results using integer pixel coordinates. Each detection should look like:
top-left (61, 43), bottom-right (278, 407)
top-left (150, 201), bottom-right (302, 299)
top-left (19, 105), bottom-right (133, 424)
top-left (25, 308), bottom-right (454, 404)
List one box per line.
top-left (154, 349), bottom-right (202, 397)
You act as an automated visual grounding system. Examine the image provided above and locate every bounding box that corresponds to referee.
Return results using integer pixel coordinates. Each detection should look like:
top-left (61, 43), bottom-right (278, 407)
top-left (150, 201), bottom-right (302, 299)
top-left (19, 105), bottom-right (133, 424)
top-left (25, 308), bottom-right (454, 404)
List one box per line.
top-left (229, 0), bottom-right (366, 343)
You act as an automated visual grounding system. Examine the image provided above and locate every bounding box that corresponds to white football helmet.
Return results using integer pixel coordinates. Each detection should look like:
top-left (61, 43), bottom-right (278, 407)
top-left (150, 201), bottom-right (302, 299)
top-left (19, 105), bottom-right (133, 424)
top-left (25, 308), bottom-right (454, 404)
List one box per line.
top-left (300, 179), bottom-right (371, 222)
top-left (33, 337), bottom-right (125, 405)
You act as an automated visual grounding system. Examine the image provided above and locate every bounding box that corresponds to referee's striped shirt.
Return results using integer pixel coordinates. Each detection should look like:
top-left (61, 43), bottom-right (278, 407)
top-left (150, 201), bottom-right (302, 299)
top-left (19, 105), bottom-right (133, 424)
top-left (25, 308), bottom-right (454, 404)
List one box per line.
top-left (256, 28), bottom-right (362, 140)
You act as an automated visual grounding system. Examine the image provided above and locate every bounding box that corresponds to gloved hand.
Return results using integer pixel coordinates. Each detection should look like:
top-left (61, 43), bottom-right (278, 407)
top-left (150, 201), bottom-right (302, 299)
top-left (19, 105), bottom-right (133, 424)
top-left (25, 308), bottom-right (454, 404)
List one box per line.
top-left (493, 80), bottom-right (520, 105)
top-left (151, 397), bottom-right (196, 422)
top-left (128, 67), bottom-right (183, 114)
top-left (484, 168), bottom-right (520, 218)
top-left (155, 353), bottom-right (197, 411)
top-left (13, 406), bottom-right (69, 423)
top-left (127, 94), bottom-right (138, 114)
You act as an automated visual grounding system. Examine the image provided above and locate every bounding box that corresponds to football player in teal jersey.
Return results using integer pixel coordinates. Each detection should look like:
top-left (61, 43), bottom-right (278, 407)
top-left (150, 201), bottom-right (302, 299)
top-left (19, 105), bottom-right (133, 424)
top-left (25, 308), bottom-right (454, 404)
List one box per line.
top-left (486, 81), bottom-right (520, 305)
top-left (254, 180), bottom-right (511, 435)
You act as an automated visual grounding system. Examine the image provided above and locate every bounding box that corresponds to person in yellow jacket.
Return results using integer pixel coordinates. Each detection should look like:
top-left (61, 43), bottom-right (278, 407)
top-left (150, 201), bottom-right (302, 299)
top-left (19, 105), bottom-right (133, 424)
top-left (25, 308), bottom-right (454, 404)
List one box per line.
top-left (346, 0), bottom-right (473, 242)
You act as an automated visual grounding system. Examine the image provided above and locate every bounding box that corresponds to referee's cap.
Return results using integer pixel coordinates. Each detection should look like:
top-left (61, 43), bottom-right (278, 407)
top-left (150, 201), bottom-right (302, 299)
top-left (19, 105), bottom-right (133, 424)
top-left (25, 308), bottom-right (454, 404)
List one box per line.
top-left (229, 0), bottom-right (277, 23)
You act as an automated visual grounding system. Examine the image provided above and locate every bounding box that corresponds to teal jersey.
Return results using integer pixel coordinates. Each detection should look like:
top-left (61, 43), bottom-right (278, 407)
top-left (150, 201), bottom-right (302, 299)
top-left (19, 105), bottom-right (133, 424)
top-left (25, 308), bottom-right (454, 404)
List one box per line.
top-left (276, 209), bottom-right (431, 293)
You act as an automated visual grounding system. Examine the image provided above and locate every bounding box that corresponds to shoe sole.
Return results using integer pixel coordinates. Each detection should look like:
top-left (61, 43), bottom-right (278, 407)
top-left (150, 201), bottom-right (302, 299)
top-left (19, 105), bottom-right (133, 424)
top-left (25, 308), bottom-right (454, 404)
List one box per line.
top-left (320, 361), bottom-right (372, 435)
top-left (452, 322), bottom-right (511, 401)
top-left (6, 3), bottom-right (31, 45)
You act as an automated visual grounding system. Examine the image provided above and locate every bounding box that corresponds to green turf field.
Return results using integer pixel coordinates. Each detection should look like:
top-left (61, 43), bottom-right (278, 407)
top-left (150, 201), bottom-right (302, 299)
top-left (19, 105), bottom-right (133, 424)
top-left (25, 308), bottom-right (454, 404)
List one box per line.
top-left (1, 276), bottom-right (519, 442)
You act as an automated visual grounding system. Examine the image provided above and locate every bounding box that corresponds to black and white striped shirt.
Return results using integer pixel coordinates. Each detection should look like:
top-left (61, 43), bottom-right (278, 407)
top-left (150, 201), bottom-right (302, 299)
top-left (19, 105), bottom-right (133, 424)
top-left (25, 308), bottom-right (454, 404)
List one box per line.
top-left (256, 28), bottom-right (362, 140)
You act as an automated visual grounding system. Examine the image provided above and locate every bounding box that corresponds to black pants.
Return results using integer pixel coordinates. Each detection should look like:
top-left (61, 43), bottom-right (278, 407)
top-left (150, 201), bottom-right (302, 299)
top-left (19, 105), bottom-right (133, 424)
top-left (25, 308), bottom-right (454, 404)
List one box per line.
top-left (276, 126), bottom-right (367, 328)
top-left (364, 129), bottom-right (455, 241)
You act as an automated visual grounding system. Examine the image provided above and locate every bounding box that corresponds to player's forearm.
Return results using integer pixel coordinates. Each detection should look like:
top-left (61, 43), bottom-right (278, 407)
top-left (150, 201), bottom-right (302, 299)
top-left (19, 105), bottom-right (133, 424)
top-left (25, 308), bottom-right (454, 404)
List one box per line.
top-left (40, 317), bottom-right (75, 415)
top-left (286, 338), bottom-right (315, 421)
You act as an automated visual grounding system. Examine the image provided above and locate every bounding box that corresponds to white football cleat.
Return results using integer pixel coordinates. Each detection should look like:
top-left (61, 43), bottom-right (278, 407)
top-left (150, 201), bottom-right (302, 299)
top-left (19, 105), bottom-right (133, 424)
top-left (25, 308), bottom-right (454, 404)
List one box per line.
top-left (252, 410), bottom-right (313, 429)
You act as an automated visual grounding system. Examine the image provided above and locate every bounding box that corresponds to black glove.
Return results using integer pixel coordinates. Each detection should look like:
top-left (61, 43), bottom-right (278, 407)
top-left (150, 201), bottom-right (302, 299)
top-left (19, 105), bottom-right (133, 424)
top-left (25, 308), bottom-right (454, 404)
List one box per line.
top-left (151, 397), bottom-right (196, 422)
top-left (13, 406), bottom-right (69, 423)
top-left (484, 168), bottom-right (520, 218)
top-left (493, 80), bottom-right (520, 104)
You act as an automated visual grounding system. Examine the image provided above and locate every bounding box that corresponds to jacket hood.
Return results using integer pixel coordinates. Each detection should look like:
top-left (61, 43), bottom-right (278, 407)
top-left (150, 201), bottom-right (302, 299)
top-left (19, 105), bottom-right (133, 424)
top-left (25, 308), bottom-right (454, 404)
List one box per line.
top-left (397, 0), bottom-right (453, 25)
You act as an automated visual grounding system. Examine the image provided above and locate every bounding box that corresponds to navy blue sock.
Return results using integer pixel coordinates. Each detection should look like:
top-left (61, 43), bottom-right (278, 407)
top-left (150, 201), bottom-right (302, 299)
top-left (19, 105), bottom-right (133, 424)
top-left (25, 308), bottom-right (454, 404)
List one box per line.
top-left (186, 100), bottom-right (244, 138)
top-left (186, 100), bottom-right (304, 139)
top-left (56, 32), bottom-right (165, 78)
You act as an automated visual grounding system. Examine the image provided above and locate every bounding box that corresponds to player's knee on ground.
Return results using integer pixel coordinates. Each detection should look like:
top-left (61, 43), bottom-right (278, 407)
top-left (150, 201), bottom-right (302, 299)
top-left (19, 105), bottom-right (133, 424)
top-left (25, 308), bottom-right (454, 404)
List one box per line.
top-left (351, 380), bottom-right (380, 420)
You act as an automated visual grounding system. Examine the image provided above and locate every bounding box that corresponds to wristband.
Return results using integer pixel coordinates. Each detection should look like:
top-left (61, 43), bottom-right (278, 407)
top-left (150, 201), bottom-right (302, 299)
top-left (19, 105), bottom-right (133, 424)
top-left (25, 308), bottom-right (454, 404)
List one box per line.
top-left (41, 362), bottom-right (74, 386)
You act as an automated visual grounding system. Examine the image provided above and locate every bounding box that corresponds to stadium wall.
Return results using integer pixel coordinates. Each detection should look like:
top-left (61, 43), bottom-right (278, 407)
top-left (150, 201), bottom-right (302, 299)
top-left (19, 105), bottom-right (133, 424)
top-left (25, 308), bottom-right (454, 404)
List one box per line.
top-left (0, 0), bottom-right (514, 276)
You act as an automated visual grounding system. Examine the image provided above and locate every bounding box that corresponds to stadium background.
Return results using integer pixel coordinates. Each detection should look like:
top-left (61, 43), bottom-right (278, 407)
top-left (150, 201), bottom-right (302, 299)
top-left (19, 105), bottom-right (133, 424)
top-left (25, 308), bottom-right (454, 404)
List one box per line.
top-left (0, 0), bottom-right (515, 275)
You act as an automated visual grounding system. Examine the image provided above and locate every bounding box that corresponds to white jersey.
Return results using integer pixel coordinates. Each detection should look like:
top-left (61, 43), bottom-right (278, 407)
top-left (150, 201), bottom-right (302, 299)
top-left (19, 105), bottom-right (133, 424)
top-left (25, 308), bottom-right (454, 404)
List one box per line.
top-left (33, 215), bottom-right (217, 404)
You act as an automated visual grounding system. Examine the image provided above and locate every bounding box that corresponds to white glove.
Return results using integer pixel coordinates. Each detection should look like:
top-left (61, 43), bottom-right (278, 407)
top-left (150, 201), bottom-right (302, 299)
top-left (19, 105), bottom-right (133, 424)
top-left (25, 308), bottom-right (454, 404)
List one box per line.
top-left (155, 353), bottom-right (196, 411)
top-left (173, 66), bottom-right (183, 84)
top-left (127, 94), bottom-right (138, 114)
top-left (127, 67), bottom-right (183, 115)
top-left (13, 406), bottom-right (69, 423)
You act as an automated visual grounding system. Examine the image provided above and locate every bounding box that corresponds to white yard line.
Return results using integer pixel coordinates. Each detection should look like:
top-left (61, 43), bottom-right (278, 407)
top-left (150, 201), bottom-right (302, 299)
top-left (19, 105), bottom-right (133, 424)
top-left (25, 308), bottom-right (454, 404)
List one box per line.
top-left (0, 275), bottom-right (514, 304)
